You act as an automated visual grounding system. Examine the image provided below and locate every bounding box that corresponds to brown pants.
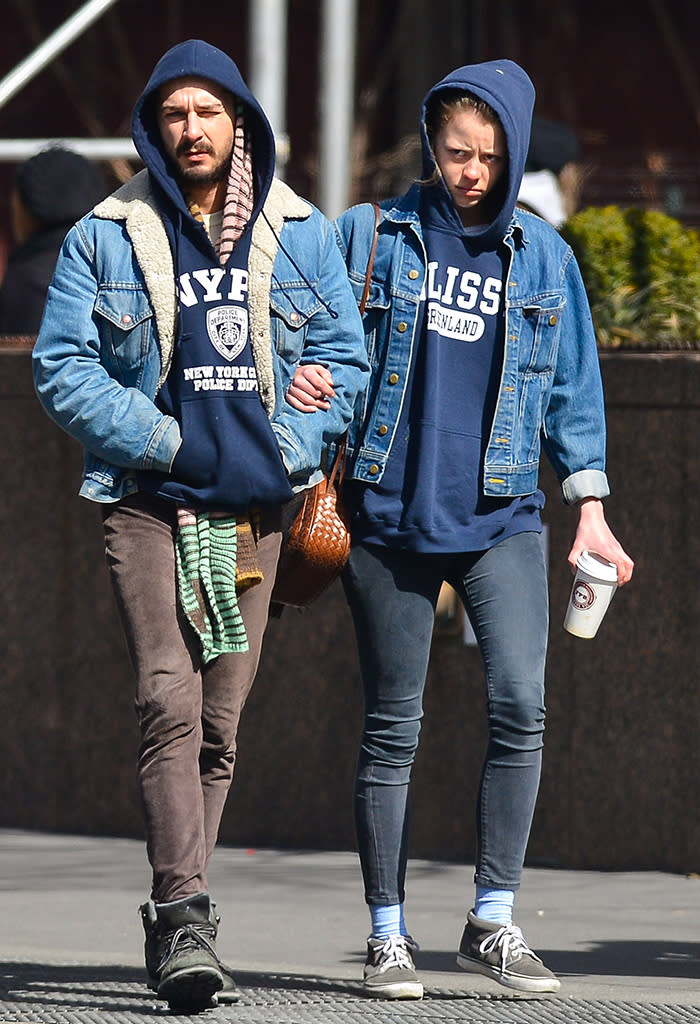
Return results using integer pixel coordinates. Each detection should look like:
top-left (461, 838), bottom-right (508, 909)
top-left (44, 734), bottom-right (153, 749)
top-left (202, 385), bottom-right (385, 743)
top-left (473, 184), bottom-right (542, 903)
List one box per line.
top-left (102, 492), bottom-right (281, 903)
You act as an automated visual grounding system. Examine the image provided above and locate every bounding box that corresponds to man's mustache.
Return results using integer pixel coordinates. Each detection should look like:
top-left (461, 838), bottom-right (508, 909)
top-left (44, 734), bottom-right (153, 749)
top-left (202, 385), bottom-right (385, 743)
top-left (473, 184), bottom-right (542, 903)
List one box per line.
top-left (175, 141), bottom-right (214, 157)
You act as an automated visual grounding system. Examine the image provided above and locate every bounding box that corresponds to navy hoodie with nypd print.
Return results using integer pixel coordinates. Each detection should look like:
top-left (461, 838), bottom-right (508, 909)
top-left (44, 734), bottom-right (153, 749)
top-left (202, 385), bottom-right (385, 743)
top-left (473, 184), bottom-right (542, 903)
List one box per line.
top-left (132, 39), bottom-right (293, 511)
top-left (352, 60), bottom-right (545, 553)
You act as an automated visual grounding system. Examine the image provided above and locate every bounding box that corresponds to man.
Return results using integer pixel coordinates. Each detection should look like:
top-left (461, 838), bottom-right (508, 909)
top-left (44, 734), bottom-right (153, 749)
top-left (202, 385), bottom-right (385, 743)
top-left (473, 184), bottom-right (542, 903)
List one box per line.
top-left (33, 39), bottom-right (367, 1011)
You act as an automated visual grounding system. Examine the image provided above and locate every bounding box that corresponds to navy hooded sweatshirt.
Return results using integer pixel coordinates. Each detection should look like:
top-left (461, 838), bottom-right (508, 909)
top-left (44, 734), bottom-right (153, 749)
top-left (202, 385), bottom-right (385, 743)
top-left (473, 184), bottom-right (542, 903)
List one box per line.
top-left (351, 60), bottom-right (545, 553)
top-left (133, 39), bottom-right (293, 512)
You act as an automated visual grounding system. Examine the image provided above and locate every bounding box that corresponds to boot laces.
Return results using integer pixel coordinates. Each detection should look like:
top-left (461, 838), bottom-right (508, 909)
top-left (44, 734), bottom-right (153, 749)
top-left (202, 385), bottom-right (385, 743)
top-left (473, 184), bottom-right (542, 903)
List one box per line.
top-left (156, 921), bottom-right (220, 973)
top-left (479, 922), bottom-right (542, 971)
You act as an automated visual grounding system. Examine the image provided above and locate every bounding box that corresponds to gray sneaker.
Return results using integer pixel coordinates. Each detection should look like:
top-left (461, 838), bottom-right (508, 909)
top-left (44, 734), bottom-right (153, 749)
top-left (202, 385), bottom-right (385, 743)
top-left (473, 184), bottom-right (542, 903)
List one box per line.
top-left (140, 896), bottom-right (239, 1004)
top-left (456, 910), bottom-right (560, 993)
top-left (143, 892), bottom-right (223, 1010)
top-left (363, 935), bottom-right (423, 999)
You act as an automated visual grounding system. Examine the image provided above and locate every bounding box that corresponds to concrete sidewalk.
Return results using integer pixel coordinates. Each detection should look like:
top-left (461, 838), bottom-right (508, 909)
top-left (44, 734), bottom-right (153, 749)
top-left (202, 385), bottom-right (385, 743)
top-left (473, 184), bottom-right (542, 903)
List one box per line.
top-left (1, 829), bottom-right (700, 1021)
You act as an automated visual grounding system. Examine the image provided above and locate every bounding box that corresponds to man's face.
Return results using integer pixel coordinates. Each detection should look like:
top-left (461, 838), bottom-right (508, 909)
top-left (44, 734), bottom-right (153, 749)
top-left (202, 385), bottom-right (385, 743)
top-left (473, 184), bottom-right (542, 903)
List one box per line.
top-left (157, 77), bottom-right (236, 192)
top-left (432, 107), bottom-right (506, 227)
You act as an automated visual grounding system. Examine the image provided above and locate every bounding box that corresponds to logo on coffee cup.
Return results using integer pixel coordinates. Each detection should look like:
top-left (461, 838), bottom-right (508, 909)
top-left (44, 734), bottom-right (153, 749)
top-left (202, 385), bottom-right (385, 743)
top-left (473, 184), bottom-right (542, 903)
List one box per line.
top-left (572, 581), bottom-right (596, 610)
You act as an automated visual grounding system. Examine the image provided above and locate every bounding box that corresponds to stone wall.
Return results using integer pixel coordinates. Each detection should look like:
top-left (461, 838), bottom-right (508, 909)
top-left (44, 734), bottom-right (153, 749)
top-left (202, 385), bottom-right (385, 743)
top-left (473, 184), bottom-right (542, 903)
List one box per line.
top-left (2, 343), bottom-right (697, 872)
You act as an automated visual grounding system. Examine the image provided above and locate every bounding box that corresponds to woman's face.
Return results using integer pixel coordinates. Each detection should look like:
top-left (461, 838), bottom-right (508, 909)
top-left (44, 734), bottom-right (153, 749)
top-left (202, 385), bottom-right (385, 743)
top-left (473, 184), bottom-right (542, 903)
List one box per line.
top-left (432, 106), bottom-right (507, 226)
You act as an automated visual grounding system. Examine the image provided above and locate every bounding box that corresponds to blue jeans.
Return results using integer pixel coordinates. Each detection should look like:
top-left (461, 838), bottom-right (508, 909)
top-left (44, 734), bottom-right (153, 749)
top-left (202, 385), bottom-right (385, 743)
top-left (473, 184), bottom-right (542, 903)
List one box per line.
top-left (341, 530), bottom-right (548, 906)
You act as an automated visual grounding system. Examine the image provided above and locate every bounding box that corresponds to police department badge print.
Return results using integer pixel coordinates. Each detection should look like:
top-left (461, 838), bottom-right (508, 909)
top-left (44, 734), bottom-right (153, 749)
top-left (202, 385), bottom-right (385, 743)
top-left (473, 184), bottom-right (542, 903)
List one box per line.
top-left (207, 306), bottom-right (248, 362)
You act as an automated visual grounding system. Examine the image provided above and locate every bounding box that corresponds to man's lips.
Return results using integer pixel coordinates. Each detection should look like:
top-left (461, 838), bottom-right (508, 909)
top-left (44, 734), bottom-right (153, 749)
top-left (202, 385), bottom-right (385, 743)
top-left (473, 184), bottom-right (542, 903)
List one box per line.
top-left (177, 145), bottom-right (212, 160)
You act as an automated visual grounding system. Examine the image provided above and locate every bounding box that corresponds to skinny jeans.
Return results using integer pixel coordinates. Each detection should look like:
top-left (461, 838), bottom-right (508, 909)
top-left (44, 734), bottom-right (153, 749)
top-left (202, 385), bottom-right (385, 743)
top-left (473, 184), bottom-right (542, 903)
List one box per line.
top-left (341, 530), bottom-right (548, 905)
top-left (102, 492), bottom-right (281, 904)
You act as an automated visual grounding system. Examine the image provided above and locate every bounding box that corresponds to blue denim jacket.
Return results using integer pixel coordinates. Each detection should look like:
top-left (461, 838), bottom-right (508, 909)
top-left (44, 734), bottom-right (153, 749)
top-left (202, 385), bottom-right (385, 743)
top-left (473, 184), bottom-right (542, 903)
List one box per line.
top-left (335, 187), bottom-right (609, 505)
top-left (33, 171), bottom-right (369, 502)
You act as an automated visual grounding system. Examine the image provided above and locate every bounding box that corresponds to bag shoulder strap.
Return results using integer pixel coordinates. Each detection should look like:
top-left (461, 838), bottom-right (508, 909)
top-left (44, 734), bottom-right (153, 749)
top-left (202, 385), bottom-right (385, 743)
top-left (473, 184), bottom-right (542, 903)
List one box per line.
top-left (359, 202), bottom-right (381, 316)
top-left (330, 203), bottom-right (380, 486)
top-left (328, 432), bottom-right (347, 488)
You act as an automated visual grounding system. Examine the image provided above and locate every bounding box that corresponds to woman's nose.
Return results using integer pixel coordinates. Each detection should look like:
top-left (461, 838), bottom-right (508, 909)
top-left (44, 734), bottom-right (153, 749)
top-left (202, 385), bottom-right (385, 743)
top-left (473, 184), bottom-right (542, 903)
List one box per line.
top-left (463, 156), bottom-right (480, 178)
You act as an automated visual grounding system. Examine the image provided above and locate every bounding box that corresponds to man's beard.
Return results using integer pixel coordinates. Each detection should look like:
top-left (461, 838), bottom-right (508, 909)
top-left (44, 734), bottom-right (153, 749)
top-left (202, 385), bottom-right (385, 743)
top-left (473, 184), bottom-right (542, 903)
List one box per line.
top-left (174, 145), bottom-right (231, 187)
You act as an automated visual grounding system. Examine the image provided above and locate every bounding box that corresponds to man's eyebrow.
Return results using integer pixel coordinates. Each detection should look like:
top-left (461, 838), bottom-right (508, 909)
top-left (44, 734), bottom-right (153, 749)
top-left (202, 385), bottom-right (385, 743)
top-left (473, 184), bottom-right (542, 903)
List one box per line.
top-left (160, 98), bottom-right (226, 112)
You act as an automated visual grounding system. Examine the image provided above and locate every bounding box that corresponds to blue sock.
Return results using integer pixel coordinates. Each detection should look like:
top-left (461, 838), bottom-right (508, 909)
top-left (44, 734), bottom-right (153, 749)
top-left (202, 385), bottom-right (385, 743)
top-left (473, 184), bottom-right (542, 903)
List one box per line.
top-left (474, 886), bottom-right (515, 924)
top-left (369, 903), bottom-right (403, 938)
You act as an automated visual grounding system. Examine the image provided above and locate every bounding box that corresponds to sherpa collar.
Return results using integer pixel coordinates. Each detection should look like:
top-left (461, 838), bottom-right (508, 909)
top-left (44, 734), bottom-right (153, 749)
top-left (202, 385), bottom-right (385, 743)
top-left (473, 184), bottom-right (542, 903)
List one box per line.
top-left (94, 169), bottom-right (311, 412)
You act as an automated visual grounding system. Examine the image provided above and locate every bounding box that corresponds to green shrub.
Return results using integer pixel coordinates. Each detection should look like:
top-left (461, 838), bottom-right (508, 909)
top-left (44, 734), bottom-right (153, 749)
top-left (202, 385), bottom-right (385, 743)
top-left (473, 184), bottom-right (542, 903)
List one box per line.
top-left (561, 206), bottom-right (700, 349)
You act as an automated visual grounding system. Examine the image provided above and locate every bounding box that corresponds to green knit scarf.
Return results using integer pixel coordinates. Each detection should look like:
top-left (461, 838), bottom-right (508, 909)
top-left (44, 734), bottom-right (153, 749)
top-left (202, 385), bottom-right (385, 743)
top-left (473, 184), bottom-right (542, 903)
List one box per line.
top-left (175, 510), bottom-right (250, 664)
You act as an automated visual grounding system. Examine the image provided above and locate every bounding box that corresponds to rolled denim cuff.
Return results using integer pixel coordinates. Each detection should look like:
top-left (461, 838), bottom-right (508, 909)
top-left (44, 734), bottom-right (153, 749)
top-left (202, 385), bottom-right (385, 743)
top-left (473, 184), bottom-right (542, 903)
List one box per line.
top-left (561, 469), bottom-right (610, 506)
top-left (143, 415), bottom-right (182, 473)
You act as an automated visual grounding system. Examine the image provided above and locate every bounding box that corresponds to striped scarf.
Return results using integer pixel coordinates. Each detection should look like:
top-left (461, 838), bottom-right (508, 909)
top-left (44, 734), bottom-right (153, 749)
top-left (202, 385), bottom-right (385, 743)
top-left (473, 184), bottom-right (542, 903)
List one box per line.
top-left (186, 110), bottom-right (254, 263)
top-left (218, 111), bottom-right (254, 262)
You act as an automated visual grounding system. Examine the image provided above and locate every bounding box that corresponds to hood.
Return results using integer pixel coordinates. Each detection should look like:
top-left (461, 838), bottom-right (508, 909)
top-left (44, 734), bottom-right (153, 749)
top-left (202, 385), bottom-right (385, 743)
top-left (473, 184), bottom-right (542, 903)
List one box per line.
top-left (131, 39), bottom-right (275, 221)
top-left (420, 59), bottom-right (535, 246)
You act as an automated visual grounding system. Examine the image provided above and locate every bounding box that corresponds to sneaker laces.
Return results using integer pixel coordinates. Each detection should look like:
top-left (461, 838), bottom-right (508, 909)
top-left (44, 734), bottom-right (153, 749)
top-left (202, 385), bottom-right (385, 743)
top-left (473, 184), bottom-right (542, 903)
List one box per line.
top-left (156, 921), bottom-right (221, 974)
top-left (374, 935), bottom-right (416, 973)
top-left (479, 922), bottom-right (543, 972)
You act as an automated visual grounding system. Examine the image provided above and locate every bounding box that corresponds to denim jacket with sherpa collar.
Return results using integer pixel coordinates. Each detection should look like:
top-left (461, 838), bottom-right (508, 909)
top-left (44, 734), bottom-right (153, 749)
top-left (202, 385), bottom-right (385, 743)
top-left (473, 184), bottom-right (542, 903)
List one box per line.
top-left (334, 186), bottom-right (609, 506)
top-left (33, 169), bottom-right (369, 503)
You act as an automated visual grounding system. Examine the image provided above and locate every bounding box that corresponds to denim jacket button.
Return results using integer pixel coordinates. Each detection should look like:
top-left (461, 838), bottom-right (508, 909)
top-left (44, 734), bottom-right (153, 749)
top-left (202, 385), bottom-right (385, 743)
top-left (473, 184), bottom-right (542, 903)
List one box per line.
top-left (408, 270), bottom-right (419, 280)
top-left (549, 314), bottom-right (557, 326)
top-left (121, 314), bottom-right (132, 325)
top-left (397, 322), bottom-right (408, 332)
top-left (368, 464), bottom-right (380, 475)
top-left (388, 373), bottom-right (399, 384)
top-left (378, 424), bottom-right (388, 436)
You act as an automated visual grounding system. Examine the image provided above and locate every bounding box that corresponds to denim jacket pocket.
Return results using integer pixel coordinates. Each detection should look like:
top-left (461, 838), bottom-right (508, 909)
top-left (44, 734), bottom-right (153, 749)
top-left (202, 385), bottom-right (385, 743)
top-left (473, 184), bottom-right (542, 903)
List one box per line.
top-left (269, 288), bottom-right (324, 360)
top-left (356, 281), bottom-right (392, 369)
top-left (94, 286), bottom-right (154, 380)
top-left (517, 370), bottom-right (553, 463)
top-left (515, 295), bottom-right (565, 373)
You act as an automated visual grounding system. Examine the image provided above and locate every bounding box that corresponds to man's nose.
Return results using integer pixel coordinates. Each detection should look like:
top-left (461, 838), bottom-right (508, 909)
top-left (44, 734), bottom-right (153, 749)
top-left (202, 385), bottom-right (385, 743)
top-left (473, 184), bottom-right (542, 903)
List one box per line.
top-left (183, 111), bottom-right (203, 139)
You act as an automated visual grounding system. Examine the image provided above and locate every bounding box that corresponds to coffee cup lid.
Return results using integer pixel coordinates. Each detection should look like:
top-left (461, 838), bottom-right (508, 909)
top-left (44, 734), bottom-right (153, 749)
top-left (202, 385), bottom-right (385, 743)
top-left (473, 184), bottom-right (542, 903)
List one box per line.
top-left (577, 550), bottom-right (618, 582)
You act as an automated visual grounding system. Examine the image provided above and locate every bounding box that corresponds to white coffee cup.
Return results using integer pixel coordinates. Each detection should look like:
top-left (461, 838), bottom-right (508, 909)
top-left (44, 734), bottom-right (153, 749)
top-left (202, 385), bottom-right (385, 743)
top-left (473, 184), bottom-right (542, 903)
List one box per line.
top-left (563, 550), bottom-right (618, 639)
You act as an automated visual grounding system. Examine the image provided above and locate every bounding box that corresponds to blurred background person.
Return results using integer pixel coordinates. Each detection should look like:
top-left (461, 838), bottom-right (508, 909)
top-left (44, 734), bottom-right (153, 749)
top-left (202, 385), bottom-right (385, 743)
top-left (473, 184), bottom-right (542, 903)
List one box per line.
top-left (0, 146), bottom-right (106, 335)
top-left (517, 117), bottom-right (580, 228)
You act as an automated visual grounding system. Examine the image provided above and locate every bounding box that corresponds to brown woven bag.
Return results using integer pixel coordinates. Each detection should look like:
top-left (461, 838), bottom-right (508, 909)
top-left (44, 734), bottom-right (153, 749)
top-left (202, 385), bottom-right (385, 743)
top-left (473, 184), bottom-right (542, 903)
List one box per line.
top-left (270, 439), bottom-right (350, 607)
top-left (270, 203), bottom-right (380, 608)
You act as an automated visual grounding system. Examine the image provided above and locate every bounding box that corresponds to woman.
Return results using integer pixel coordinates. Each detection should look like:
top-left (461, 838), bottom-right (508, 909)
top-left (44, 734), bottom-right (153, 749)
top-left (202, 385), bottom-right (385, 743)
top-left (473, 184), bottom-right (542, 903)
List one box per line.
top-left (289, 59), bottom-right (633, 999)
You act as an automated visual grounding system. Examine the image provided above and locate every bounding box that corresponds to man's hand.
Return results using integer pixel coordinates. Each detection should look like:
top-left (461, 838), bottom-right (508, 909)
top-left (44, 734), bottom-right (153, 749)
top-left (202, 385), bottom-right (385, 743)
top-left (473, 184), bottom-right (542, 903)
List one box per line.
top-left (568, 498), bottom-right (634, 585)
top-left (286, 364), bottom-right (335, 412)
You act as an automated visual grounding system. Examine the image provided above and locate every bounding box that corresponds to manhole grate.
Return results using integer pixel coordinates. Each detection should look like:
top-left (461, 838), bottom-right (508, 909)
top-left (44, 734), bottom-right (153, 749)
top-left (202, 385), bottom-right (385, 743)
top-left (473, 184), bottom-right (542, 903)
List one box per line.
top-left (0, 966), bottom-right (697, 1024)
